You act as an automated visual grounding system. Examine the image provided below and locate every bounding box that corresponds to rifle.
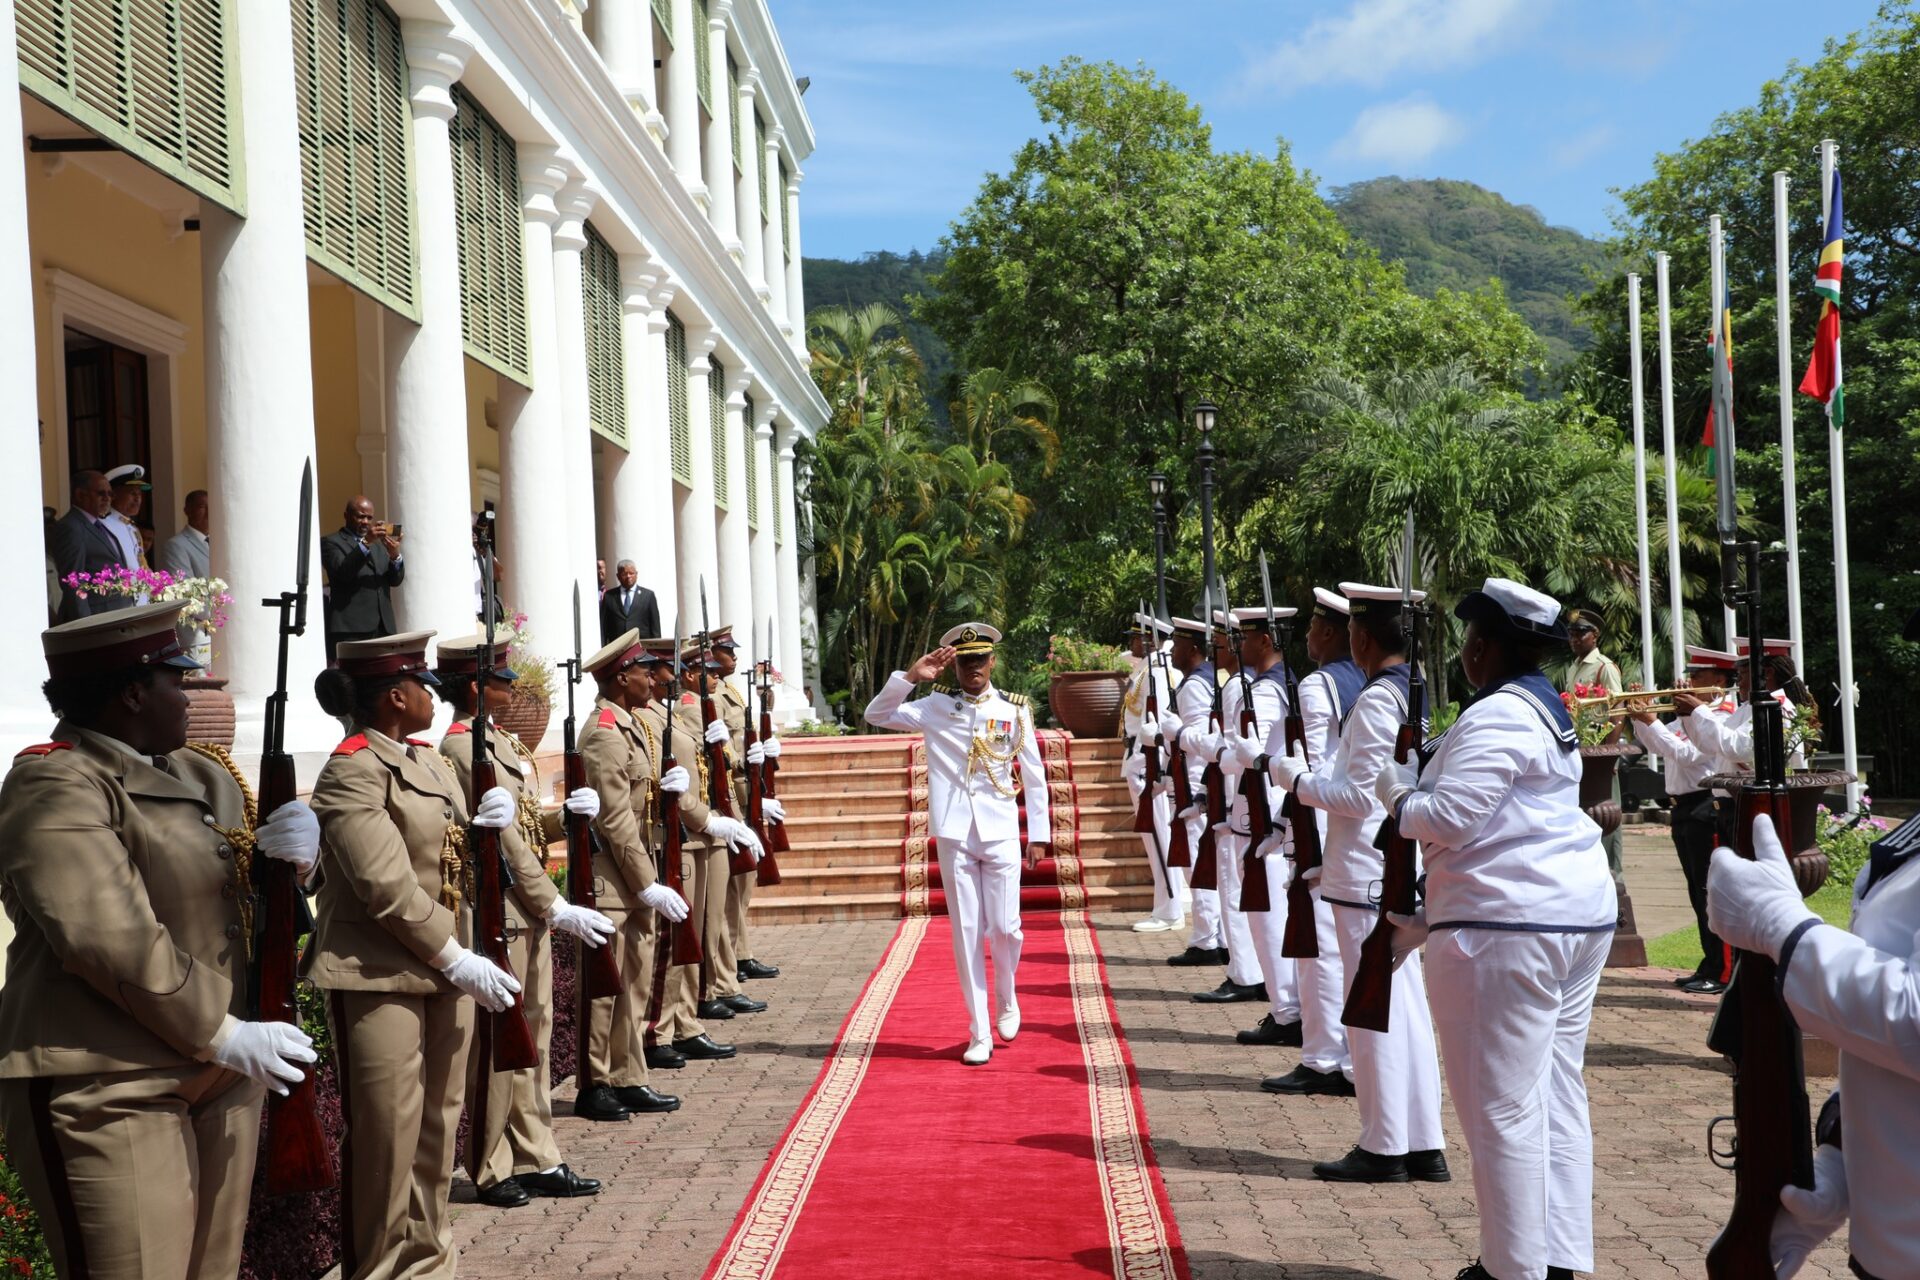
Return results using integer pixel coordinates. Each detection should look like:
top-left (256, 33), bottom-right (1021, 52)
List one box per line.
top-left (465, 516), bottom-right (540, 1182)
top-left (660, 629), bottom-right (702, 966)
top-left (1163, 639), bottom-right (1194, 870)
top-left (561, 582), bottom-right (622, 1004)
top-left (1342, 511), bottom-right (1423, 1034)
top-left (695, 580), bottom-right (751, 878)
top-left (1190, 581), bottom-right (1226, 892)
top-left (254, 459), bottom-right (332, 1197)
top-left (1279, 601), bottom-right (1324, 960)
top-left (740, 628), bottom-right (783, 886)
top-left (1235, 557), bottom-right (1276, 914)
top-left (1129, 602), bottom-right (1172, 900)
top-left (1703, 545), bottom-right (1813, 1275)
top-left (755, 619), bottom-right (787, 884)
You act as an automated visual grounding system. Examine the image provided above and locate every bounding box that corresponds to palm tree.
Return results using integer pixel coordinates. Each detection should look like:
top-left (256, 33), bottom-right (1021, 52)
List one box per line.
top-left (806, 302), bottom-right (924, 434)
top-left (950, 367), bottom-right (1060, 473)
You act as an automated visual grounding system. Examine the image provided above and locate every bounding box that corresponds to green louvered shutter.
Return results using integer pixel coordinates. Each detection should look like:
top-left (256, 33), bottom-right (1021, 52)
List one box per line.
top-left (582, 222), bottom-right (626, 446)
top-left (293, 0), bottom-right (418, 320)
top-left (449, 87), bottom-right (530, 385)
top-left (18, 0), bottom-right (243, 212)
top-left (770, 448), bottom-right (783, 543)
top-left (666, 312), bottom-right (690, 485)
top-left (727, 55), bottom-right (741, 174)
top-left (754, 112), bottom-right (767, 219)
top-left (742, 393), bottom-right (759, 530)
top-left (651, 0), bottom-right (671, 45)
top-left (778, 158), bottom-right (790, 260)
top-left (709, 358), bottom-right (728, 510)
top-left (692, 0), bottom-right (709, 111)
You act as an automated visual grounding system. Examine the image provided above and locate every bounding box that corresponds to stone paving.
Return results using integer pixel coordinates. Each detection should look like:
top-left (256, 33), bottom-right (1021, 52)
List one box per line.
top-left (446, 833), bottom-right (1850, 1279)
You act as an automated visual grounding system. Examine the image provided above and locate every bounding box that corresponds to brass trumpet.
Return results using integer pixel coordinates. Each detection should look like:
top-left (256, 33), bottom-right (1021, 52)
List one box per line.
top-left (1570, 686), bottom-right (1729, 718)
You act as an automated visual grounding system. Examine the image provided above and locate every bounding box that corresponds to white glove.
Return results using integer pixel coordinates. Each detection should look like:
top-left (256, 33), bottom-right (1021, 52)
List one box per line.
top-left (659, 765), bottom-right (691, 795)
top-left (209, 1019), bottom-right (318, 1096)
top-left (640, 881), bottom-right (690, 923)
top-left (1152, 774), bottom-right (1174, 796)
top-left (1301, 863), bottom-right (1323, 886)
top-left (1708, 816), bottom-right (1819, 960)
top-left (472, 785), bottom-right (516, 830)
top-left (255, 801), bottom-right (320, 876)
top-left (1771, 1144), bottom-right (1848, 1278)
top-left (1156, 710), bottom-right (1184, 744)
top-left (435, 945), bottom-right (522, 1013)
top-left (1373, 758), bottom-right (1418, 814)
top-left (704, 718), bottom-right (730, 746)
top-left (746, 740), bottom-right (766, 766)
top-left (563, 787), bottom-right (600, 820)
top-left (707, 815), bottom-right (763, 861)
top-left (546, 900), bottom-right (616, 946)
top-left (1252, 832), bottom-right (1287, 861)
top-left (762, 798), bottom-right (786, 822)
top-left (1224, 734), bottom-right (1261, 771)
top-left (1189, 730), bottom-right (1222, 763)
top-left (1271, 749), bottom-right (1310, 794)
top-left (1386, 909), bottom-right (1430, 970)
top-left (763, 735), bottom-right (782, 759)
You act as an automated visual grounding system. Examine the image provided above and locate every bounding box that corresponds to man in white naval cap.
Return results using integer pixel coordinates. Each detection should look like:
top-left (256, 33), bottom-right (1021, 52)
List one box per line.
top-left (1378, 577), bottom-right (1613, 1280)
top-left (864, 623), bottom-right (1051, 1065)
top-left (1158, 614), bottom-right (1229, 969)
top-left (1122, 611), bottom-right (1185, 933)
top-left (1266, 582), bottom-right (1447, 1178)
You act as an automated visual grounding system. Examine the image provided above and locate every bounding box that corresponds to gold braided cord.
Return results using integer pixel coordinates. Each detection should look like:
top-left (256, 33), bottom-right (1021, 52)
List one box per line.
top-left (440, 823), bottom-right (469, 910)
top-left (966, 709), bottom-right (1028, 799)
top-left (636, 715), bottom-right (661, 833)
top-left (186, 743), bottom-right (259, 961)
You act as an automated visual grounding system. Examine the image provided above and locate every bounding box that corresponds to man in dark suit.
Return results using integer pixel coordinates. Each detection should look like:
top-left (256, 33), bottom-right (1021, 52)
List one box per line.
top-left (599, 559), bottom-right (660, 643)
top-left (320, 495), bottom-right (405, 660)
top-left (49, 470), bottom-right (134, 622)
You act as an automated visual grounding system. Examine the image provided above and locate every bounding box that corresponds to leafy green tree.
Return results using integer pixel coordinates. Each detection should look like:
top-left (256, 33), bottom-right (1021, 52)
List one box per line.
top-left (950, 368), bottom-right (1059, 474)
top-left (807, 302), bottom-right (924, 434)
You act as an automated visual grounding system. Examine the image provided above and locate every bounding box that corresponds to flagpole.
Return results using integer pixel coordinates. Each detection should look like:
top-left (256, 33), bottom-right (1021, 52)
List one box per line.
top-left (1820, 138), bottom-right (1861, 808)
top-left (1709, 214), bottom-right (1736, 647)
top-left (1656, 252), bottom-right (1685, 683)
top-left (1627, 272), bottom-right (1655, 691)
top-left (1773, 170), bottom-right (1805, 676)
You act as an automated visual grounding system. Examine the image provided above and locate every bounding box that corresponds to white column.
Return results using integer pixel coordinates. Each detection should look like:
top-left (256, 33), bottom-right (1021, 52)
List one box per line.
top-left (551, 179), bottom-right (601, 637)
top-left (603, 256), bottom-right (679, 629)
top-left (198, 0), bottom-right (335, 757)
top-left (716, 368), bottom-right (754, 634)
top-left (382, 23), bottom-right (478, 649)
top-left (762, 132), bottom-right (789, 336)
top-left (773, 421), bottom-right (805, 700)
top-left (734, 71), bottom-right (766, 297)
top-left (784, 167), bottom-right (807, 349)
top-left (591, 0), bottom-right (665, 142)
top-left (664, 0), bottom-right (706, 207)
top-left (498, 146), bottom-right (574, 742)
top-left (675, 325), bottom-right (721, 626)
top-left (702, 0), bottom-right (740, 256)
top-left (748, 398), bottom-right (780, 671)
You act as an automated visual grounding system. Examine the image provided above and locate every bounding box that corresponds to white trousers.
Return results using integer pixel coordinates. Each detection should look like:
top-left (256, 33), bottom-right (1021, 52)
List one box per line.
top-left (1427, 928), bottom-right (1608, 1280)
top-left (1291, 887), bottom-right (1351, 1076)
top-left (1182, 806), bottom-right (1224, 949)
top-left (1124, 770), bottom-right (1186, 924)
top-left (1332, 902), bottom-right (1445, 1156)
top-left (1211, 831), bottom-right (1266, 989)
top-left (1241, 844), bottom-right (1300, 1022)
top-left (937, 834), bottom-right (1024, 1045)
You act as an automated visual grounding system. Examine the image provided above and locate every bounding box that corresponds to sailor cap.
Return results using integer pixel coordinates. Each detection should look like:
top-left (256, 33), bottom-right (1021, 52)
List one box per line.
top-left (1225, 606), bottom-right (1297, 632)
top-left (1684, 645), bottom-right (1739, 671)
top-left (1339, 582), bottom-right (1428, 616)
top-left (585, 629), bottom-right (646, 677)
top-left (940, 622), bottom-right (1001, 655)
top-left (335, 630), bottom-right (439, 684)
top-left (434, 633), bottom-right (517, 681)
top-left (1732, 636), bottom-right (1794, 659)
top-left (1311, 587), bottom-right (1350, 618)
top-left (1131, 612), bottom-right (1173, 637)
top-left (1455, 577), bottom-right (1566, 642)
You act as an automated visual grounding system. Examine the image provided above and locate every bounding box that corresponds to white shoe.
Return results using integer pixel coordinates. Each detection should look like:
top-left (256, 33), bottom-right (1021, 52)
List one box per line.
top-left (962, 1039), bottom-right (992, 1066)
top-left (996, 1005), bottom-right (1020, 1042)
top-left (1132, 917), bottom-right (1176, 933)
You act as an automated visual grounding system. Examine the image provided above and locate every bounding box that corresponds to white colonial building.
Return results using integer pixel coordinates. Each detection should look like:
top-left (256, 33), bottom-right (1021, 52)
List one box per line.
top-left (0, 0), bottom-right (826, 764)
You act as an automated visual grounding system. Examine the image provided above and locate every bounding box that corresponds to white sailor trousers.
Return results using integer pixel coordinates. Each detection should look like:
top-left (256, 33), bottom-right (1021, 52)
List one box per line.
top-left (1211, 830), bottom-right (1266, 989)
top-left (1426, 927), bottom-right (1609, 1280)
top-left (1124, 765), bottom-right (1186, 924)
top-left (1242, 843), bottom-right (1301, 1025)
top-left (1183, 804), bottom-right (1223, 949)
top-left (1291, 887), bottom-right (1351, 1077)
top-left (1332, 902), bottom-right (1446, 1156)
top-left (937, 829), bottom-right (1024, 1044)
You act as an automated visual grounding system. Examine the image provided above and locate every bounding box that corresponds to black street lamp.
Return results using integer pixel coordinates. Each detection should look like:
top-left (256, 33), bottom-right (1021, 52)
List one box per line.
top-left (1149, 471), bottom-right (1169, 623)
top-left (1193, 400), bottom-right (1218, 620)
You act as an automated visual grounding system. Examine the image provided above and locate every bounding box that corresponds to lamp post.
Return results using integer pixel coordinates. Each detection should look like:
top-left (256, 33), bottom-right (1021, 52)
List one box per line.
top-left (1193, 400), bottom-right (1218, 617)
top-left (1149, 471), bottom-right (1170, 622)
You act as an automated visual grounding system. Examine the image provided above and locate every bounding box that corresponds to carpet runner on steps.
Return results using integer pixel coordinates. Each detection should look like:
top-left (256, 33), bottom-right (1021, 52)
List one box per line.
top-left (701, 911), bottom-right (1190, 1280)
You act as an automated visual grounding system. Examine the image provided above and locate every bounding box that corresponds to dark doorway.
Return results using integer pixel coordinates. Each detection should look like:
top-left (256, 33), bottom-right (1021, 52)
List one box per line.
top-left (65, 330), bottom-right (152, 531)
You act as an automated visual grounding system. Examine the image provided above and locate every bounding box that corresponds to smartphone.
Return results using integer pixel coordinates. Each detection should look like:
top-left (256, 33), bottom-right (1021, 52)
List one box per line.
top-left (388, 522), bottom-right (403, 539)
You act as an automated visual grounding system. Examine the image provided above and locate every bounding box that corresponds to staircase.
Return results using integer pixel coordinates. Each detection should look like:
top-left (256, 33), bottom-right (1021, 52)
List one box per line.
top-left (752, 734), bottom-right (1157, 923)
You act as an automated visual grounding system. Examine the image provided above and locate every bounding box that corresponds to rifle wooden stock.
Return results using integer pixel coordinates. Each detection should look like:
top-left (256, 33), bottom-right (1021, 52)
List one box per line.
top-left (1167, 739), bottom-right (1194, 868)
top-left (1236, 697), bottom-right (1273, 914)
top-left (563, 741), bottom-right (622, 1002)
top-left (1135, 671), bottom-right (1163, 835)
top-left (1340, 720), bottom-right (1420, 1034)
top-left (469, 753), bottom-right (540, 1077)
top-left (757, 685), bottom-right (791, 859)
top-left (1279, 699), bottom-right (1322, 959)
top-left (659, 726), bottom-right (702, 968)
top-left (742, 704), bottom-right (782, 886)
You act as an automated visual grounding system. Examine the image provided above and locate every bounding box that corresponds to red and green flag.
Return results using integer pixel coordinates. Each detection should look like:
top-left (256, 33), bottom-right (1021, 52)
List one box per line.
top-left (1798, 168), bottom-right (1845, 425)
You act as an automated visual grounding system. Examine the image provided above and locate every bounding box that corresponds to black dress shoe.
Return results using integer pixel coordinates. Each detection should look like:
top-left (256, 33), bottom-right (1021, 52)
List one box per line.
top-left (1547, 1268), bottom-right (1577, 1279)
top-left (570, 1085), bottom-right (632, 1122)
top-left (476, 1176), bottom-right (530, 1207)
top-left (697, 999), bottom-right (737, 1020)
top-left (671, 1034), bottom-right (737, 1060)
top-left (1166, 945), bottom-right (1219, 967)
top-left (1671, 970), bottom-right (1704, 988)
top-left (1211, 946), bottom-right (1231, 963)
top-left (518, 1164), bottom-right (601, 1197)
top-left (1236, 1014), bottom-right (1303, 1046)
top-left (1679, 976), bottom-right (1727, 995)
top-left (722, 993), bottom-right (768, 1014)
top-left (1453, 1265), bottom-right (1497, 1280)
top-left (613, 1085), bottom-right (681, 1113)
top-left (644, 1044), bottom-right (687, 1070)
top-left (1193, 980), bottom-right (1267, 1004)
top-left (739, 959), bottom-right (781, 979)
top-left (1312, 1146), bottom-right (1408, 1182)
top-left (1261, 1065), bottom-right (1356, 1096)
top-left (1406, 1148), bottom-right (1452, 1182)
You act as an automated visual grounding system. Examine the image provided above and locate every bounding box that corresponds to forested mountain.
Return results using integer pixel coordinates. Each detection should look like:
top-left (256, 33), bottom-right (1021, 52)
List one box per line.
top-left (802, 250), bottom-right (954, 410)
top-left (1329, 177), bottom-right (1615, 368)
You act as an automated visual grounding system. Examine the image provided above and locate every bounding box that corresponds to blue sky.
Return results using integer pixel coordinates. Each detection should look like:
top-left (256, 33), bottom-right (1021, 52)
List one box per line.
top-left (773, 0), bottom-right (1886, 260)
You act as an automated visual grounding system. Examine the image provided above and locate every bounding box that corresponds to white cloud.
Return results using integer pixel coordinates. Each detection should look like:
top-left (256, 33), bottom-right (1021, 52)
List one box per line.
top-left (1549, 122), bottom-right (1616, 171)
top-left (1242, 0), bottom-right (1540, 93)
top-left (1333, 96), bottom-right (1467, 166)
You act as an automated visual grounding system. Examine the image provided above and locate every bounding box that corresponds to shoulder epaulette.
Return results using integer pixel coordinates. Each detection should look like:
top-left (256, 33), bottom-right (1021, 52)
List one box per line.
top-left (596, 707), bottom-right (618, 729)
top-left (332, 733), bottom-right (370, 756)
top-left (444, 721), bottom-right (471, 736)
top-left (1005, 693), bottom-right (1029, 708)
top-left (931, 683), bottom-right (956, 696)
top-left (679, 692), bottom-right (697, 706)
top-left (14, 741), bottom-right (72, 758)
top-left (405, 737), bottom-right (432, 748)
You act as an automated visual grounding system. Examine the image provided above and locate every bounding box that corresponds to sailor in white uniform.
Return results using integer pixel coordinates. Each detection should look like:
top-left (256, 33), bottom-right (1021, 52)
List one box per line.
top-left (1268, 582), bottom-right (1446, 1175)
top-left (1380, 578), bottom-right (1614, 1280)
top-left (863, 623), bottom-right (1051, 1066)
top-left (1159, 615), bottom-right (1228, 969)
top-left (1122, 612), bottom-right (1185, 933)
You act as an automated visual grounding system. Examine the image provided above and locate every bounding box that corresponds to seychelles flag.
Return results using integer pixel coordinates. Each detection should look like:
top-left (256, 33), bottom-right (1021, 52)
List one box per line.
top-left (1704, 286), bottom-right (1733, 469)
top-left (1798, 168), bottom-right (1845, 426)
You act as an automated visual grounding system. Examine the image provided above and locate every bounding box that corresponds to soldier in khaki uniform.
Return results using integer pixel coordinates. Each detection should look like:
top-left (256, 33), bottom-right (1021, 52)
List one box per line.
top-left (705, 626), bottom-right (783, 1007)
top-left (306, 632), bottom-right (523, 1280)
top-left (433, 635), bottom-right (615, 1205)
top-left (0, 601), bottom-right (320, 1280)
top-left (577, 631), bottom-right (699, 1101)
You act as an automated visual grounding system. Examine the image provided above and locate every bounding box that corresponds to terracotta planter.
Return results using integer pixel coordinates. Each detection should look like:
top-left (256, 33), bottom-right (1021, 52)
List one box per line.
top-left (1578, 741), bottom-right (1643, 830)
top-left (495, 690), bottom-right (552, 752)
top-left (1706, 770), bottom-right (1854, 898)
top-left (1047, 671), bottom-right (1128, 738)
top-left (183, 675), bottom-right (236, 748)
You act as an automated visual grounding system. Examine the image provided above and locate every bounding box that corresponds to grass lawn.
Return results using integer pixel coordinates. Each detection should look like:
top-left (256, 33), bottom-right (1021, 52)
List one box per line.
top-left (1643, 877), bottom-right (1855, 971)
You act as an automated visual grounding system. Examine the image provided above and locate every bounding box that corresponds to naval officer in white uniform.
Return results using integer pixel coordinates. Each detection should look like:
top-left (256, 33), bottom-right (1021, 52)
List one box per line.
top-left (1122, 612), bottom-right (1185, 932)
top-left (864, 624), bottom-right (1051, 1065)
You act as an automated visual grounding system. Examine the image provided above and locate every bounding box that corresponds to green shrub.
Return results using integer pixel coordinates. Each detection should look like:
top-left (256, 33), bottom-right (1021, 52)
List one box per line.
top-left (1044, 634), bottom-right (1129, 674)
top-left (0, 1133), bottom-right (56, 1278)
top-left (1819, 794), bottom-right (1893, 894)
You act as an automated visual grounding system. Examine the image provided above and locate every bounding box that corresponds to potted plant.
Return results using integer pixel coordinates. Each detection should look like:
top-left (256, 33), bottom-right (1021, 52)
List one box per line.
top-left (64, 566), bottom-right (239, 745)
top-left (497, 615), bottom-right (555, 750)
top-left (1044, 633), bottom-right (1130, 738)
top-left (1562, 684), bottom-right (1642, 817)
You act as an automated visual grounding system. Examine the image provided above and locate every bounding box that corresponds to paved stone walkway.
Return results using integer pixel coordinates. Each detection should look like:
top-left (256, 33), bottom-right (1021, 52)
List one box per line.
top-left (447, 895), bottom-right (1850, 1277)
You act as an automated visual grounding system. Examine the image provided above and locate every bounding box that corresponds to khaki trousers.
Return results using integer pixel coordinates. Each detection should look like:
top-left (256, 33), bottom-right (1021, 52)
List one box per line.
top-left (329, 990), bottom-right (473, 1280)
top-left (582, 899), bottom-right (657, 1088)
top-left (468, 902), bottom-right (562, 1187)
top-left (0, 1063), bottom-right (263, 1280)
top-left (708, 865), bottom-right (753, 999)
top-left (656, 840), bottom-right (727, 1042)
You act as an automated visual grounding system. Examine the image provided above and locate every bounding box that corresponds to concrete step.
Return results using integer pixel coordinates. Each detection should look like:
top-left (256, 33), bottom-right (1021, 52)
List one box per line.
top-left (776, 788), bottom-right (917, 816)
top-left (766, 766), bottom-right (909, 795)
top-left (758, 864), bottom-right (904, 898)
top-left (749, 891), bottom-right (903, 924)
top-left (780, 812), bottom-right (907, 841)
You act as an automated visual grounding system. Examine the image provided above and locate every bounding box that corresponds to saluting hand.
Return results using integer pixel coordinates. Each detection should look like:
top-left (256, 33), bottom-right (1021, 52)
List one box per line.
top-left (905, 646), bottom-right (957, 684)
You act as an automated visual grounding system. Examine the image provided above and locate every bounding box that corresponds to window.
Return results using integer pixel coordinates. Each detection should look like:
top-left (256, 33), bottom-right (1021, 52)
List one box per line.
top-left (582, 222), bottom-right (626, 445)
top-left (666, 312), bottom-right (690, 485)
top-left (709, 357), bottom-right (728, 509)
top-left (450, 87), bottom-right (530, 385)
top-left (693, 0), bottom-right (710, 111)
top-left (727, 55), bottom-right (742, 174)
top-left (742, 393), bottom-right (759, 530)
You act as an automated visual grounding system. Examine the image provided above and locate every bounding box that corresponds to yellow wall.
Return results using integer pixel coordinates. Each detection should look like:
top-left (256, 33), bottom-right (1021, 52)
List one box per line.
top-left (308, 283), bottom-right (363, 527)
top-left (465, 358), bottom-right (498, 513)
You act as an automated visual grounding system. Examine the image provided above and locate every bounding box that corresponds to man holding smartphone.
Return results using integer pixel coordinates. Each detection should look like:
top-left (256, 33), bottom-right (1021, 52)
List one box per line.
top-left (320, 494), bottom-right (406, 660)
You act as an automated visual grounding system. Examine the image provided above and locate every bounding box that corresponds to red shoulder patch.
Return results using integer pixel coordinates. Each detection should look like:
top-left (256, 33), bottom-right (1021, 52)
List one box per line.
top-left (679, 692), bottom-right (697, 706)
top-left (405, 738), bottom-right (432, 749)
top-left (596, 707), bottom-right (618, 729)
top-left (14, 741), bottom-right (73, 758)
top-left (444, 721), bottom-right (471, 736)
top-left (331, 733), bottom-right (370, 756)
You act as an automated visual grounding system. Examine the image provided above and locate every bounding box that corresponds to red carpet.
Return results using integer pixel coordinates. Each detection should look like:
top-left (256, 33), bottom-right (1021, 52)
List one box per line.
top-left (702, 911), bottom-right (1189, 1279)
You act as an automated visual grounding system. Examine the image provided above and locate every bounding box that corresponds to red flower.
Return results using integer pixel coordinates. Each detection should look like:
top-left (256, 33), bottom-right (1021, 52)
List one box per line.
top-left (10, 1256), bottom-right (29, 1276)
